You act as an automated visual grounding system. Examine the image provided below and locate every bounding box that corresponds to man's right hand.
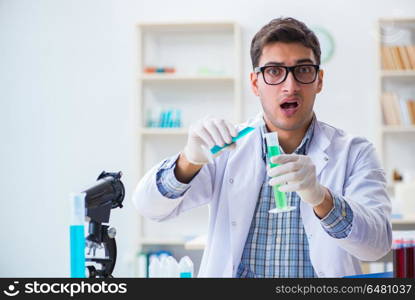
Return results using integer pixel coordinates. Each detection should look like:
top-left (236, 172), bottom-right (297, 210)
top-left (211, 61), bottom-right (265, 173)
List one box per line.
top-left (182, 117), bottom-right (238, 165)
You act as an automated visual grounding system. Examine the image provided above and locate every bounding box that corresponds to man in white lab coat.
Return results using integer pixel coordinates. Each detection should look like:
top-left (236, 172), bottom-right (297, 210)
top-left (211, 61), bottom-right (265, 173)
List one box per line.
top-left (133, 17), bottom-right (392, 277)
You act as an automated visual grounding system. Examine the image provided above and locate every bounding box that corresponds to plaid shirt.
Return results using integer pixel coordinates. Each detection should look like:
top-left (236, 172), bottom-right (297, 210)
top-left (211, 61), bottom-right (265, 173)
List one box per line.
top-left (155, 116), bottom-right (353, 278)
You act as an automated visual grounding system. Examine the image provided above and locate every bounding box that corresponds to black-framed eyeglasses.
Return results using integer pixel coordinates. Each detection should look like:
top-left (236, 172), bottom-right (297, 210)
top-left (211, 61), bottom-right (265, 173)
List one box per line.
top-left (254, 64), bottom-right (320, 85)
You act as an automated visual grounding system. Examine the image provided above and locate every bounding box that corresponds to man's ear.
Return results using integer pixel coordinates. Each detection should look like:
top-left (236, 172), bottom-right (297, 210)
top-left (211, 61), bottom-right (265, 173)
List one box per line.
top-left (316, 69), bottom-right (324, 94)
top-left (250, 72), bottom-right (260, 96)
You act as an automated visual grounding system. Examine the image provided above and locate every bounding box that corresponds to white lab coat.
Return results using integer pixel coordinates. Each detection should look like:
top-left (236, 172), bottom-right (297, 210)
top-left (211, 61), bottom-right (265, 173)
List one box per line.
top-left (132, 114), bottom-right (392, 278)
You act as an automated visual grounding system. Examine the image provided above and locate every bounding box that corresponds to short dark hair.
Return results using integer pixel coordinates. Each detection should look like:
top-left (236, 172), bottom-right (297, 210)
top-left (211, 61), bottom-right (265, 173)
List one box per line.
top-left (250, 17), bottom-right (321, 69)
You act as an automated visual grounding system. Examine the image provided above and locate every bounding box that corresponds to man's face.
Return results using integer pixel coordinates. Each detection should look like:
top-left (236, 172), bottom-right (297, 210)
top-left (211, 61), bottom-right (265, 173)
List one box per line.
top-left (251, 42), bottom-right (323, 132)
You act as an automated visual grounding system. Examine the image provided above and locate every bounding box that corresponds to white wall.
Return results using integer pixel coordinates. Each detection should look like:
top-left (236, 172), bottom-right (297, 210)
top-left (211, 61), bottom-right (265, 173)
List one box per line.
top-left (1, 0), bottom-right (414, 276)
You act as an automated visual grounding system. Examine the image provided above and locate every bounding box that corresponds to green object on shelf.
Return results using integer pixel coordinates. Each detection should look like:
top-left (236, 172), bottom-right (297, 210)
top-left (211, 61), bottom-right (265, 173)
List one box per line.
top-left (210, 126), bottom-right (255, 154)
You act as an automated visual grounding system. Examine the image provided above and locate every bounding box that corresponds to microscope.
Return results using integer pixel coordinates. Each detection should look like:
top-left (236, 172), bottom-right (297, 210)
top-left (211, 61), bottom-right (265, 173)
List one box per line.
top-left (83, 171), bottom-right (125, 278)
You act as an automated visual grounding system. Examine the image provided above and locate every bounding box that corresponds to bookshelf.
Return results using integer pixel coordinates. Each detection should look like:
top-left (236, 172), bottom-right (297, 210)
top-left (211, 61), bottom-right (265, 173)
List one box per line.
top-left (368, 18), bottom-right (415, 275)
top-left (378, 17), bottom-right (415, 134)
top-left (134, 22), bottom-right (242, 275)
top-left (377, 17), bottom-right (415, 194)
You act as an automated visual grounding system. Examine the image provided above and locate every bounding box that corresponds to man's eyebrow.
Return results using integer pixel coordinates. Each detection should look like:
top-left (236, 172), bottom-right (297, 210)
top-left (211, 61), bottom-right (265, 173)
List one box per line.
top-left (296, 58), bottom-right (315, 64)
top-left (264, 61), bottom-right (284, 66)
top-left (263, 58), bottom-right (315, 66)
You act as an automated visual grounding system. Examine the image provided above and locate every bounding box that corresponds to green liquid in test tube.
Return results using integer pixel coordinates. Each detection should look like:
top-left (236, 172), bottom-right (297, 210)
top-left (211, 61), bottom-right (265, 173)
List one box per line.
top-left (265, 132), bottom-right (296, 214)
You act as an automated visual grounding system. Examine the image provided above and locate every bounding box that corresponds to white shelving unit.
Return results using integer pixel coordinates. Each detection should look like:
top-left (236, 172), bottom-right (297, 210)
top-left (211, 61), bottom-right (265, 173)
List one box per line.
top-left (377, 18), bottom-right (415, 223)
top-left (365, 18), bottom-right (415, 277)
top-left (381, 70), bottom-right (415, 78)
top-left (367, 22), bottom-right (415, 273)
top-left (136, 22), bottom-right (242, 251)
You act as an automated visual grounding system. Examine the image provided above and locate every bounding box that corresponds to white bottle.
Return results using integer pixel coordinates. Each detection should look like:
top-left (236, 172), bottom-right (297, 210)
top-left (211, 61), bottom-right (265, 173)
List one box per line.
top-left (166, 256), bottom-right (179, 278)
top-left (137, 252), bottom-right (147, 278)
top-left (148, 256), bottom-right (161, 278)
top-left (159, 255), bottom-right (170, 278)
top-left (179, 256), bottom-right (194, 278)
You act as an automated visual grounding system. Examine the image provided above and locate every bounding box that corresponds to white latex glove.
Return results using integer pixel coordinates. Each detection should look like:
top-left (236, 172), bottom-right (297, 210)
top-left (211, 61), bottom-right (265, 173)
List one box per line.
top-left (267, 154), bottom-right (325, 207)
top-left (183, 117), bottom-right (238, 165)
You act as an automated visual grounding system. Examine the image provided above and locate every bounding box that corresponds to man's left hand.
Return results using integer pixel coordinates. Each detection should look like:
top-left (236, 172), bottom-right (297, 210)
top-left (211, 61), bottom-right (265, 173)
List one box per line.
top-left (268, 154), bottom-right (326, 207)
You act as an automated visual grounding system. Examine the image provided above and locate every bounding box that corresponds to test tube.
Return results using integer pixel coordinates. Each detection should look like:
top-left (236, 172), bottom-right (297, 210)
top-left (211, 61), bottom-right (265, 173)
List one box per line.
top-left (393, 236), bottom-right (406, 278)
top-left (210, 126), bottom-right (255, 154)
top-left (265, 132), bottom-right (296, 213)
top-left (70, 193), bottom-right (86, 278)
top-left (404, 233), bottom-right (415, 278)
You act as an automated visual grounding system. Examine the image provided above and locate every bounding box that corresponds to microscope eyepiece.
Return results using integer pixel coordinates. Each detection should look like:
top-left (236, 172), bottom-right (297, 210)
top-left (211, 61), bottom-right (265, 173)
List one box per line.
top-left (83, 171), bottom-right (125, 224)
top-left (82, 170), bottom-right (125, 278)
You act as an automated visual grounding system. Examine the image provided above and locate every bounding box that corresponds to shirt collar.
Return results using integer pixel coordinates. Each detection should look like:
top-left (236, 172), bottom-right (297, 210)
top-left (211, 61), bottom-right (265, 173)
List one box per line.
top-left (260, 114), bottom-right (316, 160)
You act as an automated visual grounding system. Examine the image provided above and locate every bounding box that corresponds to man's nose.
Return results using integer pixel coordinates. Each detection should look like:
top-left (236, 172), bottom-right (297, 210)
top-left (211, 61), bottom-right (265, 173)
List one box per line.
top-left (281, 71), bottom-right (300, 93)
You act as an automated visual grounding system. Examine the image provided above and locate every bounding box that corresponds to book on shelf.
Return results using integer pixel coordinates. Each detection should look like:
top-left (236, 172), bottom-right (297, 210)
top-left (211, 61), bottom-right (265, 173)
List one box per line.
top-left (391, 46), bottom-right (404, 70)
top-left (408, 100), bottom-right (415, 124)
top-left (398, 46), bottom-right (412, 70)
top-left (407, 45), bottom-right (415, 69)
top-left (381, 46), bottom-right (395, 70)
top-left (381, 45), bottom-right (415, 70)
top-left (381, 92), bottom-right (400, 125)
top-left (381, 92), bottom-right (415, 126)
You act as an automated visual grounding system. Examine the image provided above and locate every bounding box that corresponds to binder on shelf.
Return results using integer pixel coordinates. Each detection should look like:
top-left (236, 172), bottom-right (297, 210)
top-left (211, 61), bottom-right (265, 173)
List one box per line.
top-left (381, 92), bottom-right (400, 125)
top-left (381, 46), bottom-right (394, 70)
top-left (398, 98), bottom-right (411, 126)
top-left (380, 92), bottom-right (415, 126)
top-left (393, 46), bottom-right (404, 69)
top-left (398, 46), bottom-right (412, 70)
top-left (381, 45), bottom-right (415, 70)
top-left (407, 100), bottom-right (415, 125)
top-left (407, 45), bottom-right (415, 69)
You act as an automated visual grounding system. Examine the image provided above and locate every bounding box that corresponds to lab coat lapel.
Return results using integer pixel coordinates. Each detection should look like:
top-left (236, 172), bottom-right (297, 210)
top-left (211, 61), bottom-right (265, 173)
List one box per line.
top-left (307, 120), bottom-right (331, 179)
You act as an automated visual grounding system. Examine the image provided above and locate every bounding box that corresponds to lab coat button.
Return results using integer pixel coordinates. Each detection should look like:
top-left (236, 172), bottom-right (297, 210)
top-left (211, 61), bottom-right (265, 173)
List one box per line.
top-left (324, 157), bottom-right (329, 161)
top-left (229, 178), bottom-right (234, 184)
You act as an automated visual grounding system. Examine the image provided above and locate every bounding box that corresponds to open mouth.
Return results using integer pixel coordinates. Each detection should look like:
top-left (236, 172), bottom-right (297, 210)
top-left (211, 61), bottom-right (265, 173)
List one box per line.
top-left (279, 100), bottom-right (300, 117)
top-left (280, 101), bottom-right (299, 109)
